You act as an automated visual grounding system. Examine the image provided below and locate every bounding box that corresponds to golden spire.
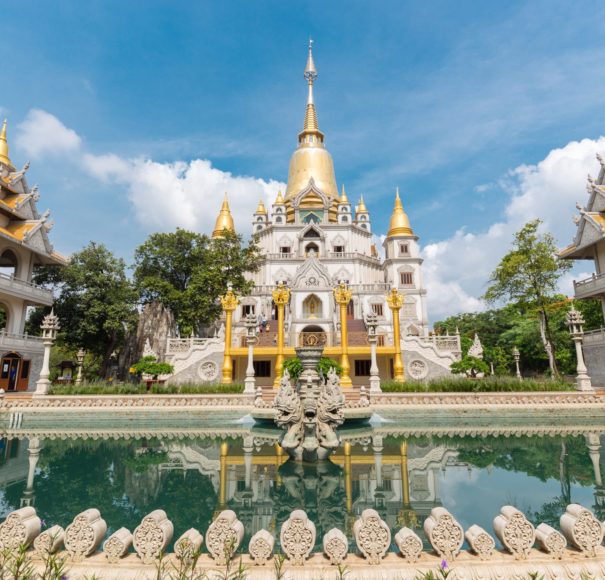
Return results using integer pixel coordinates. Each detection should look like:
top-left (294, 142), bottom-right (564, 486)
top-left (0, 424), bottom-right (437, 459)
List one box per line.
top-left (275, 190), bottom-right (285, 205)
top-left (0, 119), bottom-right (13, 167)
top-left (212, 193), bottom-right (236, 239)
top-left (299, 39), bottom-right (324, 143)
top-left (387, 187), bottom-right (413, 237)
top-left (255, 199), bottom-right (267, 215)
top-left (340, 184), bottom-right (349, 204)
top-left (357, 195), bottom-right (368, 214)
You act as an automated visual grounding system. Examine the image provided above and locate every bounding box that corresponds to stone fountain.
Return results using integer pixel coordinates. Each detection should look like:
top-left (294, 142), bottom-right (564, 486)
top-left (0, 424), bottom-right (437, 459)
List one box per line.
top-left (274, 346), bottom-right (345, 462)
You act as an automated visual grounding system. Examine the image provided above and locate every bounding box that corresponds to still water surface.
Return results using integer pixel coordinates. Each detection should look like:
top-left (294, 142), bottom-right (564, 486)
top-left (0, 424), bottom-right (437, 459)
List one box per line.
top-left (0, 423), bottom-right (602, 551)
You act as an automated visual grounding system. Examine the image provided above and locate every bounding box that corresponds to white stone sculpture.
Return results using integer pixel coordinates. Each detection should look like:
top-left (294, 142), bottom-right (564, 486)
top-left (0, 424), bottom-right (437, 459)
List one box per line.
top-left (103, 527), bottom-right (132, 564)
top-left (536, 523), bottom-right (567, 559)
top-left (353, 508), bottom-right (391, 565)
top-left (323, 528), bottom-right (348, 565)
top-left (248, 529), bottom-right (274, 565)
top-left (465, 524), bottom-right (495, 560)
top-left (424, 507), bottom-right (464, 561)
top-left (493, 506), bottom-right (535, 560)
top-left (175, 528), bottom-right (203, 562)
top-left (394, 527), bottom-right (423, 563)
top-left (280, 509), bottom-right (316, 565)
top-left (206, 510), bottom-right (244, 564)
top-left (34, 524), bottom-right (64, 557)
top-left (559, 503), bottom-right (603, 557)
top-left (64, 508), bottom-right (107, 561)
top-left (133, 510), bottom-right (174, 564)
top-left (0, 507), bottom-right (41, 550)
top-left (468, 333), bottom-right (484, 359)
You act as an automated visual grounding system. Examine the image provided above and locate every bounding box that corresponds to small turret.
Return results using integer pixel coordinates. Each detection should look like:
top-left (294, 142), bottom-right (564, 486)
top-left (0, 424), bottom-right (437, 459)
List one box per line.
top-left (0, 119), bottom-right (13, 168)
top-left (253, 199), bottom-right (269, 234)
top-left (337, 184), bottom-right (352, 225)
top-left (387, 188), bottom-right (413, 237)
top-left (355, 195), bottom-right (371, 232)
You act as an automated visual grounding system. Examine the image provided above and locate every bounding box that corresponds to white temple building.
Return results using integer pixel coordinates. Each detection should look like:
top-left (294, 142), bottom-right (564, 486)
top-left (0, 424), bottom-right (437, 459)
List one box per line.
top-left (166, 45), bottom-right (460, 387)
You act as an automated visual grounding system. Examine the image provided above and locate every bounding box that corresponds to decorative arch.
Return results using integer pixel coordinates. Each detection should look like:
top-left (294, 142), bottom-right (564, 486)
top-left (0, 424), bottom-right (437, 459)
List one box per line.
top-left (302, 294), bottom-right (323, 319)
top-left (0, 249), bottom-right (18, 278)
top-left (299, 324), bottom-right (327, 347)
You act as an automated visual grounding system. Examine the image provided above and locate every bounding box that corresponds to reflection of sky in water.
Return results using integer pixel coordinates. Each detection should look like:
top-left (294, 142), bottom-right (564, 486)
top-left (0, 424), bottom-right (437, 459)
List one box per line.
top-left (440, 466), bottom-right (595, 538)
top-left (0, 432), bottom-right (600, 551)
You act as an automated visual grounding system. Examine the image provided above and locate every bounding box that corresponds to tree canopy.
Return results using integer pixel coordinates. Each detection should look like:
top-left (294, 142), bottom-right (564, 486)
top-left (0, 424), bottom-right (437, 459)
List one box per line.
top-left (483, 219), bottom-right (572, 377)
top-left (133, 229), bottom-right (261, 335)
top-left (32, 242), bottom-right (138, 377)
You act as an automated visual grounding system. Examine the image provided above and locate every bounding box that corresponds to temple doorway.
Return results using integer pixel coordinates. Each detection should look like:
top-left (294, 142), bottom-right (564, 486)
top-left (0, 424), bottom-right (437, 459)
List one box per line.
top-left (0, 352), bottom-right (30, 392)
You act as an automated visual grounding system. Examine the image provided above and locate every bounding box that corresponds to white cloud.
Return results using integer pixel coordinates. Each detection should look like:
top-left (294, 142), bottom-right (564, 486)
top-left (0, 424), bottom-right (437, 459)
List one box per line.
top-left (15, 109), bottom-right (81, 159)
top-left (423, 136), bottom-right (605, 320)
top-left (18, 109), bottom-right (285, 234)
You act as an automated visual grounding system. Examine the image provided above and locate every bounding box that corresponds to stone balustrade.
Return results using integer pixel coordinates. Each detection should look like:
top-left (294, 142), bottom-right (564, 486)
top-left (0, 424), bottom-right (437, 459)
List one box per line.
top-left (2, 502), bottom-right (605, 578)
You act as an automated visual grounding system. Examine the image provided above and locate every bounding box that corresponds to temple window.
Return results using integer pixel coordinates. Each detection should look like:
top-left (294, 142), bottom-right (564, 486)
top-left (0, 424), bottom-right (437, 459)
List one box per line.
top-left (355, 359), bottom-right (371, 376)
top-left (371, 303), bottom-right (383, 316)
top-left (253, 360), bottom-right (271, 377)
top-left (279, 246), bottom-right (291, 256)
top-left (242, 304), bottom-right (255, 316)
top-left (275, 217), bottom-right (283, 223)
top-left (305, 242), bottom-right (319, 256)
top-left (360, 224), bottom-right (367, 230)
top-left (399, 243), bottom-right (409, 255)
top-left (256, 225), bottom-right (263, 231)
top-left (333, 245), bottom-right (345, 255)
top-left (341, 216), bottom-right (348, 222)
top-left (257, 216), bottom-right (264, 222)
top-left (400, 272), bottom-right (414, 286)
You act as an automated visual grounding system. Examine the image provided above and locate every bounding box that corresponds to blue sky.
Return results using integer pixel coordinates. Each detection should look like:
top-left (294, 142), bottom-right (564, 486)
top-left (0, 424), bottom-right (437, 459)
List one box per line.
top-left (2, 1), bottom-right (605, 318)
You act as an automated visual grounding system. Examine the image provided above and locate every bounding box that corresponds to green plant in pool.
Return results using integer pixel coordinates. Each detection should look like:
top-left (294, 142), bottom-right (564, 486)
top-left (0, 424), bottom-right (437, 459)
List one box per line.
top-left (282, 356), bottom-right (342, 381)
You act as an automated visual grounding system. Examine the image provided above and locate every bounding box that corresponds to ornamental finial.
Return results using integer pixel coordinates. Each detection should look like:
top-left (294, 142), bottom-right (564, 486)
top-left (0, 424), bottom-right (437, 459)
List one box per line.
top-left (0, 119), bottom-right (12, 167)
top-left (304, 39), bottom-right (317, 84)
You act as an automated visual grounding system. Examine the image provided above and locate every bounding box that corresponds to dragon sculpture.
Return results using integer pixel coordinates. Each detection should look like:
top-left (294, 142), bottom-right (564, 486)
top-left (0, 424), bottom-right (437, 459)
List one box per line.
top-left (274, 365), bottom-right (345, 462)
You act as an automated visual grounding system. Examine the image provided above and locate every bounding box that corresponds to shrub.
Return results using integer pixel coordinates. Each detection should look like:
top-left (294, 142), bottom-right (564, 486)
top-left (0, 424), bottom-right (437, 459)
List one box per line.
top-left (131, 355), bottom-right (174, 379)
top-left (48, 382), bottom-right (244, 395)
top-left (282, 356), bottom-right (342, 381)
top-left (450, 356), bottom-right (490, 378)
top-left (381, 376), bottom-right (572, 393)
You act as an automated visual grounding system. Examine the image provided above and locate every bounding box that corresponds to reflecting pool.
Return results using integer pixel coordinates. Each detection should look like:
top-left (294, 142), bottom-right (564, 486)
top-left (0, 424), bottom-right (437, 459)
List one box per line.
top-left (1, 416), bottom-right (603, 552)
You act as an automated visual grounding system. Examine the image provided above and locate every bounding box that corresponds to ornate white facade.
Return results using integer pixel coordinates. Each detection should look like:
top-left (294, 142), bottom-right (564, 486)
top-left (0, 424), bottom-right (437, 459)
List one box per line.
top-left (167, 45), bottom-right (460, 385)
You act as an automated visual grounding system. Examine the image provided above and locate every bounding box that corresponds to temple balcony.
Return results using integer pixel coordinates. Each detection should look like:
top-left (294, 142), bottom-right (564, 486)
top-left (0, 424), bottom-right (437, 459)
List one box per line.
top-left (0, 273), bottom-right (54, 306)
top-left (0, 330), bottom-right (44, 353)
top-left (573, 272), bottom-right (605, 300)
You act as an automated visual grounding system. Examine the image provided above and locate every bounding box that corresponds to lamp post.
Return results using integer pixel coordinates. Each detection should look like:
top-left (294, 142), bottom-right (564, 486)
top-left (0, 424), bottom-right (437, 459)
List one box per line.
top-left (386, 288), bottom-right (405, 382)
top-left (333, 282), bottom-right (353, 387)
top-left (512, 346), bottom-right (522, 382)
top-left (244, 313), bottom-right (258, 395)
top-left (34, 310), bottom-right (60, 397)
top-left (566, 305), bottom-right (593, 392)
top-left (220, 284), bottom-right (239, 384)
top-left (272, 282), bottom-right (291, 387)
top-left (75, 348), bottom-right (85, 386)
top-left (366, 313), bottom-right (381, 393)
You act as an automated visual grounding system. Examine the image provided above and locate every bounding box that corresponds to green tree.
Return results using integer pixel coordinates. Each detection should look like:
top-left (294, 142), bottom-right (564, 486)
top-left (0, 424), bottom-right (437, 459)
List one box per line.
top-left (450, 356), bottom-right (490, 378)
top-left (33, 242), bottom-right (138, 378)
top-left (133, 229), bottom-right (261, 335)
top-left (483, 220), bottom-right (571, 378)
top-left (132, 355), bottom-right (174, 380)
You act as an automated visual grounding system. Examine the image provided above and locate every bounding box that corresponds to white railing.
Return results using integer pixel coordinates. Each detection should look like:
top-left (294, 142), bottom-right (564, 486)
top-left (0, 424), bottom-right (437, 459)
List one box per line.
top-left (0, 272), bottom-right (53, 303)
top-left (0, 330), bottom-right (44, 348)
top-left (573, 272), bottom-right (605, 298)
top-left (584, 327), bottom-right (605, 346)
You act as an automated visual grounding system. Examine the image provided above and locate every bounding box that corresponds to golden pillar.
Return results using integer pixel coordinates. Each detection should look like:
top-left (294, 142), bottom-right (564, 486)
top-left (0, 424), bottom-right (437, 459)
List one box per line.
top-left (219, 440), bottom-right (229, 508)
top-left (344, 441), bottom-right (352, 512)
top-left (397, 440), bottom-right (417, 528)
top-left (220, 286), bottom-right (239, 384)
top-left (272, 282), bottom-right (291, 387)
top-left (386, 287), bottom-right (405, 382)
top-left (333, 282), bottom-right (353, 387)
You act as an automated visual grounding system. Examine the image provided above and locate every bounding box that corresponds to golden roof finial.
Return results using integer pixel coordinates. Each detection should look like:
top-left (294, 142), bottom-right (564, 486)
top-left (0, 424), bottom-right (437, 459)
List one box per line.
top-left (340, 184), bottom-right (349, 204)
top-left (387, 187), bottom-right (413, 237)
top-left (299, 39), bottom-right (323, 142)
top-left (255, 199), bottom-right (267, 215)
top-left (357, 195), bottom-right (368, 214)
top-left (0, 119), bottom-right (13, 167)
top-left (275, 190), bottom-right (285, 205)
top-left (212, 193), bottom-right (236, 239)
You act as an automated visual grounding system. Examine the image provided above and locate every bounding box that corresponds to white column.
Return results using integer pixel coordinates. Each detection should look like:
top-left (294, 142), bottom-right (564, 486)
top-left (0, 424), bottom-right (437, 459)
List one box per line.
top-left (369, 336), bottom-right (381, 393)
top-left (21, 437), bottom-right (41, 507)
top-left (573, 335), bottom-right (593, 392)
top-left (34, 338), bottom-right (53, 396)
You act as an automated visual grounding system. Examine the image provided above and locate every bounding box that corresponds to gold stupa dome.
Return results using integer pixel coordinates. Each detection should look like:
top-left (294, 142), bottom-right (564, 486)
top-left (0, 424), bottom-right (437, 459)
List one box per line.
top-left (339, 184), bottom-right (349, 204)
top-left (274, 190), bottom-right (285, 205)
top-left (284, 41), bottom-right (339, 201)
top-left (212, 193), bottom-right (236, 239)
top-left (0, 119), bottom-right (13, 168)
top-left (255, 199), bottom-right (267, 215)
top-left (387, 188), bottom-right (413, 237)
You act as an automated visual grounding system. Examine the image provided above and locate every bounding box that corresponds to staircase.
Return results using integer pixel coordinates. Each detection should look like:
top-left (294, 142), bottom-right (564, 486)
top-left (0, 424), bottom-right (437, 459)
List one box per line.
top-left (347, 319), bottom-right (369, 346)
